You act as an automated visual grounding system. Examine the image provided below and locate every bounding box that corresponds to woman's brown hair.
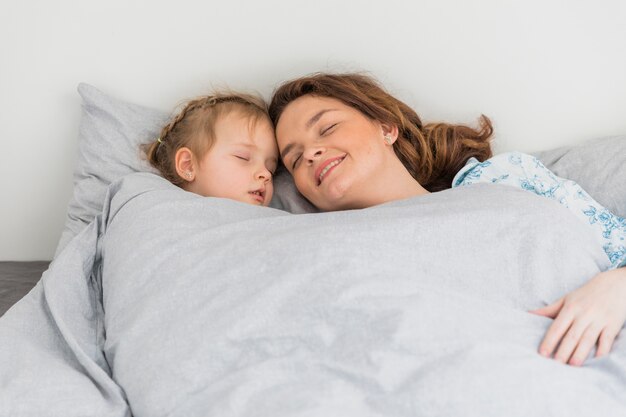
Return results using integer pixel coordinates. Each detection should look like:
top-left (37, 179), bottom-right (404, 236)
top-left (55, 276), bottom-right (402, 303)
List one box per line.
top-left (143, 92), bottom-right (269, 188)
top-left (268, 73), bottom-right (493, 192)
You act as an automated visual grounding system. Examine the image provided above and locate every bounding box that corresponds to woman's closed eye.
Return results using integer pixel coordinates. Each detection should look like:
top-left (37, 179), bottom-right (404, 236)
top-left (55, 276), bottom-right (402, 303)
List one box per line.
top-left (321, 123), bottom-right (338, 135)
top-left (291, 153), bottom-right (302, 170)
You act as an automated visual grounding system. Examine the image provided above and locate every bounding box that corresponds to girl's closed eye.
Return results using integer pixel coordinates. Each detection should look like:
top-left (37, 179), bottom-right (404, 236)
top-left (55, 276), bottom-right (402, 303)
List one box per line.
top-left (234, 154), bottom-right (249, 161)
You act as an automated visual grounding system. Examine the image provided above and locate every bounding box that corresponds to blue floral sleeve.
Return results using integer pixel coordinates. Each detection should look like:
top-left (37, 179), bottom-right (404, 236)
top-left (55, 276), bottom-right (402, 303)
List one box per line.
top-left (452, 151), bottom-right (626, 270)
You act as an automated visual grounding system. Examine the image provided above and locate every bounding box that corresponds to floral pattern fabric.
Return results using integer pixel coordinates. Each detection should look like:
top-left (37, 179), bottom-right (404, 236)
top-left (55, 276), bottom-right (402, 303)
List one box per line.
top-left (452, 152), bottom-right (626, 269)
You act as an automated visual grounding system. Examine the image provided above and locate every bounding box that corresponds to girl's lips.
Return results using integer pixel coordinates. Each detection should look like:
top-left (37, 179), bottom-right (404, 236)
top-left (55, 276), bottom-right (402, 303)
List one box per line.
top-left (315, 155), bottom-right (346, 186)
top-left (249, 189), bottom-right (265, 203)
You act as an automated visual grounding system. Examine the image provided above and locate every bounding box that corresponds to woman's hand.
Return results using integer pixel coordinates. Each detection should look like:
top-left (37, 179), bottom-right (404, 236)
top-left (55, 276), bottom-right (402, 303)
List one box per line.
top-left (529, 267), bottom-right (626, 366)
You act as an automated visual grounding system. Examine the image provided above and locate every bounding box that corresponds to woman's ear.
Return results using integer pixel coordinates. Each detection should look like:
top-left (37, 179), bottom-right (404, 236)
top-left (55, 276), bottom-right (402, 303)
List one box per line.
top-left (381, 123), bottom-right (400, 145)
top-left (175, 147), bottom-right (196, 182)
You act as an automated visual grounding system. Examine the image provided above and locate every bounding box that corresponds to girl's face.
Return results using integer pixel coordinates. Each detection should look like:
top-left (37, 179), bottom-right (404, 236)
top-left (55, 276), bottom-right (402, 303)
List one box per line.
top-left (275, 95), bottom-right (399, 211)
top-left (188, 112), bottom-right (278, 206)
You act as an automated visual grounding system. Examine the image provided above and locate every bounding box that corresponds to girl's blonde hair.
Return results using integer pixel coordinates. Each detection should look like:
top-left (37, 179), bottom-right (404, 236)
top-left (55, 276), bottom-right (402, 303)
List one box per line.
top-left (143, 92), bottom-right (270, 187)
top-left (268, 73), bottom-right (493, 192)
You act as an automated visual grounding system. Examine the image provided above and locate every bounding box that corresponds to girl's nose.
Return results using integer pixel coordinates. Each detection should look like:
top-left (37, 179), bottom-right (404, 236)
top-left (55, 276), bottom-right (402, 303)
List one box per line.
top-left (257, 167), bottom-right (272, 183)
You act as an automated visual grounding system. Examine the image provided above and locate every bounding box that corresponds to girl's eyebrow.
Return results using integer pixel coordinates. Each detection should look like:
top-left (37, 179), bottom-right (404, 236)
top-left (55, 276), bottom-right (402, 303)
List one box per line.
top-left (232, 142), bottom-right (253, 148)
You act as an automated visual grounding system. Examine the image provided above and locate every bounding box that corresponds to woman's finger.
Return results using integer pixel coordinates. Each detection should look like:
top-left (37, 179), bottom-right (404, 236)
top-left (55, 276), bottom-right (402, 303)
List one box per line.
top-left (596, 326), bottom-right (619, 358)
top-left (538, 305), bottom-right (574, 357)
top-left (568, 324), bottom-right (603, 366)
top-left (554, 318), bottom-right (592, 364)
top-left (530, 297), bottom-right (564, 319)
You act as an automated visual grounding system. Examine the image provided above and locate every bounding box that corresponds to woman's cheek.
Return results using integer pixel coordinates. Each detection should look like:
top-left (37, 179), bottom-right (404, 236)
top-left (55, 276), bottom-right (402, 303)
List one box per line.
top-left (295, 175), bottom-right (313, 197)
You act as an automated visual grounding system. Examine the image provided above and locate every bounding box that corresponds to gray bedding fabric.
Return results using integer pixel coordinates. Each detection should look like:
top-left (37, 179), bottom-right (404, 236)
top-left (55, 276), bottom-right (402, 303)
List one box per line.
top-left (0, 261), bottom-right (49, 317)
top-left (1, 172), bottom-right (625, 416)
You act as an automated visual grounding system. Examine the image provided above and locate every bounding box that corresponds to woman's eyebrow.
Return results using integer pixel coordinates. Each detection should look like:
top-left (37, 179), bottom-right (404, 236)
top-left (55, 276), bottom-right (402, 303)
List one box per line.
top-left (280, 143), bottom-right (297, 160)
top-left (305, 109), bottom-right (337, 129)
top-left (280, 109), bottom-right (338, 160)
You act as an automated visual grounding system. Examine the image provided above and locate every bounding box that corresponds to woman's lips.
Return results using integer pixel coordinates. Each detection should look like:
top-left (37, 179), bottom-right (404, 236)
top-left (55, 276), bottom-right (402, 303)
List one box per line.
top-left (315, 155), bottom-right (345, 186)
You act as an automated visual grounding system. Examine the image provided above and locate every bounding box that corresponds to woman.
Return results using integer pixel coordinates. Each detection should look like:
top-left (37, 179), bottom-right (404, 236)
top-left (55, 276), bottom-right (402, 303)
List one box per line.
top-left (268, 72), bottom-right (626, 366)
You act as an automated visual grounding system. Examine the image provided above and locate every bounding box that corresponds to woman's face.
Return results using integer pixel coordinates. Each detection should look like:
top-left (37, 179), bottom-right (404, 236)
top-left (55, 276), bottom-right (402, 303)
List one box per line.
top-left (275, 95), bottom-right (397, 211)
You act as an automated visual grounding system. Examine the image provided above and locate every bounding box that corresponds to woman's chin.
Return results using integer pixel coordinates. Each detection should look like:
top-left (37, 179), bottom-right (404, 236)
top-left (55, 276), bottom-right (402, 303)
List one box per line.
top-left (312, 180), bottom-right (355, 211)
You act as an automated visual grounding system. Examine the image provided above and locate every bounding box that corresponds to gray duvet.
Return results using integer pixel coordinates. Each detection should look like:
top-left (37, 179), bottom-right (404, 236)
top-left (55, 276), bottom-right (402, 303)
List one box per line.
top-left (1, 172), bottom-right (625, 417)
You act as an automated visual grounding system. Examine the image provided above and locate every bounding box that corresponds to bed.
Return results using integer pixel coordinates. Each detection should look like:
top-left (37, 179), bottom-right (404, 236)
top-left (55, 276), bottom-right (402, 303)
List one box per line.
top-left (0, 262), bottom-right (49, 317)
top-left (1, 84), bottom-right (625, 416)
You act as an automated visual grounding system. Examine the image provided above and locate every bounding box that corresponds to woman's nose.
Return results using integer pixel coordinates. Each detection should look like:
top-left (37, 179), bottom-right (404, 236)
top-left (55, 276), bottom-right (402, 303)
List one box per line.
top-left (304, 146), bottom-right (325, 162)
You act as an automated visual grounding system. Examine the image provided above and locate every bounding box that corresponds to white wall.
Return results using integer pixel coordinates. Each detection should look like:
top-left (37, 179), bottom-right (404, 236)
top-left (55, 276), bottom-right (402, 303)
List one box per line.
top-left (2, 0), bottom-right (626, 260)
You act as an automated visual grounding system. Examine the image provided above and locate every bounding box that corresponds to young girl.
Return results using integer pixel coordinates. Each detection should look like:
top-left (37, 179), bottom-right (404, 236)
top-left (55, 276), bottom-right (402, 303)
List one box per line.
top-left (143, 92), bottom-right (279, 206)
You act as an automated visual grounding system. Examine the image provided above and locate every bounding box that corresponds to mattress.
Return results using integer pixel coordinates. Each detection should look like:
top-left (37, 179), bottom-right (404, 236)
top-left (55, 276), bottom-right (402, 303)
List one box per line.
top-left (0, 261), bottom-right (49, 317)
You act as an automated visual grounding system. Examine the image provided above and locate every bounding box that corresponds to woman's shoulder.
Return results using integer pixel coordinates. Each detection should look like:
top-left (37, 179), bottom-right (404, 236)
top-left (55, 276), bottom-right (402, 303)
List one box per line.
top-left (452, 151), bottom-right (549, 188)
top-left (487, 151), bottom-right (541, 167)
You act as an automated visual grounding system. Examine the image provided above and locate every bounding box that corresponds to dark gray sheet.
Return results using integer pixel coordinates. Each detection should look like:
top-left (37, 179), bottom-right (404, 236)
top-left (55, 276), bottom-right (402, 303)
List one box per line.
top-left (0, 261), bottom-right (49, 317)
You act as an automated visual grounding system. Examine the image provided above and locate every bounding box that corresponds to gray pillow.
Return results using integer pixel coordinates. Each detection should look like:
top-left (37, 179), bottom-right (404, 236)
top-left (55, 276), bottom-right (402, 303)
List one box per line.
top-left (270, 165), bottom-right (319, 214)
top-left (55, 84), bottom-right (625, 257)
top-left (54, 84), bottom-right (168, 257)
top-left (533, 136), bottom-right (626, 218)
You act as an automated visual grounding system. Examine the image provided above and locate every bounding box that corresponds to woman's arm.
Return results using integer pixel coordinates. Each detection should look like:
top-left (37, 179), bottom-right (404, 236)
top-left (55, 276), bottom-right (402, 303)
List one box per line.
top-left (456, 152), bottom-right (626, 364)
top-left (530, 266), bottom-right (626, 366)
